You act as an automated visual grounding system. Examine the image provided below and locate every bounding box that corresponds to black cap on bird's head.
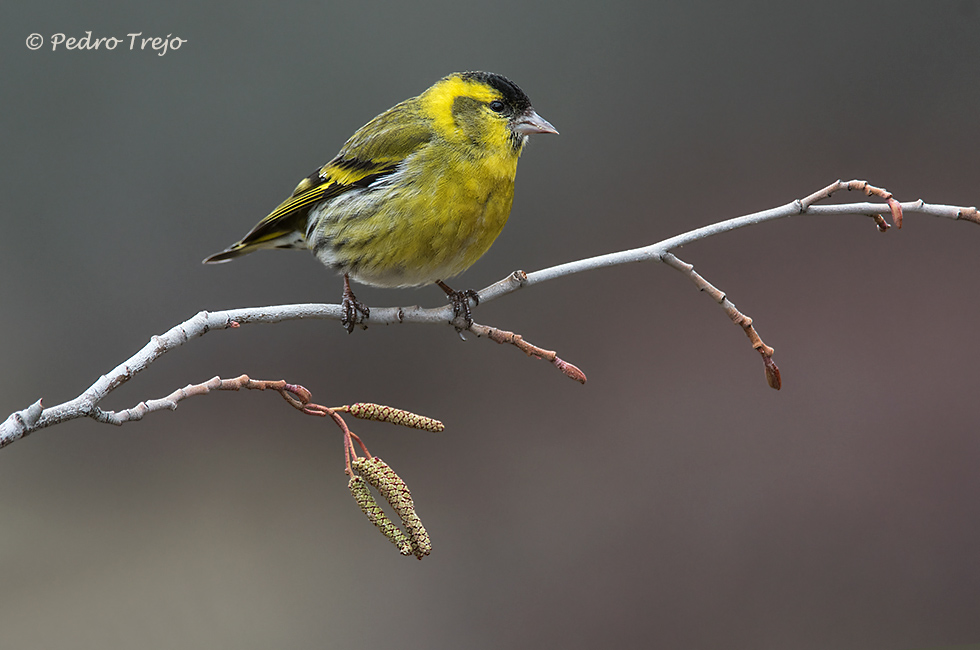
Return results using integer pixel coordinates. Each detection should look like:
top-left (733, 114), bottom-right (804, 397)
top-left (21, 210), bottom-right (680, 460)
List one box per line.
top-left (460, 70), bottom-right (558, 137)
top-left (461, 71), bottom-right (532, 111)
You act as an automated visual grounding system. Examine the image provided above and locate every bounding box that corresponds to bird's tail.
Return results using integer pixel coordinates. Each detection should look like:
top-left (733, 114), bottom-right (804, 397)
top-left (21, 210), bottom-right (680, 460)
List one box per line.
top-left (202, 243), bottom-right (252, 264)
top-left (202, 221), bottom-right (307, 264)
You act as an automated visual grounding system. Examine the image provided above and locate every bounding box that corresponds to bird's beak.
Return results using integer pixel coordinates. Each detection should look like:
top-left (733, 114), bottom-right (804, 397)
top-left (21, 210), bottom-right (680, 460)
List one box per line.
top-left (512, 109), bottom-right (558, 136)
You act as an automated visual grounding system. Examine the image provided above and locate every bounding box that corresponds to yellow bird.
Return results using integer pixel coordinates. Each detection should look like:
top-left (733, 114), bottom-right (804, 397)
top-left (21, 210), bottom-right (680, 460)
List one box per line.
top-left (204, 71), bottom-right (557, 332)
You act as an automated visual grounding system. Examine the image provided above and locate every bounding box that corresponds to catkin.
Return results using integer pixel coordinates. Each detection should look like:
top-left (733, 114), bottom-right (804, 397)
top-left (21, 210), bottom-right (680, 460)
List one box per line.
top-left (352, 457), bottom-right (432, 559)
top-left (348, 403), bottom-right (445, 432)
top-left (348, 475), bottom-right (413, 555)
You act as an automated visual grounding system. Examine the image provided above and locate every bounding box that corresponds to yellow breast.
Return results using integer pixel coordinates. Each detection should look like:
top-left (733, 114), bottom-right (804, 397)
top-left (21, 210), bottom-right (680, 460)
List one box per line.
top-left (307, 144), bottom-right (520, 288)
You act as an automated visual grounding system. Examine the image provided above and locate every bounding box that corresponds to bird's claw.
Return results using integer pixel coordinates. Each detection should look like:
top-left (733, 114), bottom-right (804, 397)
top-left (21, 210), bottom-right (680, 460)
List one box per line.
top-left (445, 287), bottom-right (480, 331)
top-left (341, 275), bottom-right (370, 333)
top-left (341, 295), bottom-right (370, 333)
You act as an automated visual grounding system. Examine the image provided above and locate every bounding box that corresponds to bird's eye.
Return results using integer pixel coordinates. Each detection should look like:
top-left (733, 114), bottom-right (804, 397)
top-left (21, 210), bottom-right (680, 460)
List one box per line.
top-left (489, 100), bottom-right (506, 113)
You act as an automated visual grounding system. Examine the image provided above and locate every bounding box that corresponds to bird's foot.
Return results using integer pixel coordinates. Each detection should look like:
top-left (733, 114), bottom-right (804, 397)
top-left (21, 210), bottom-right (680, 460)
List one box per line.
top-left (341, 274), bottom-right (370, 333)
top-left (436, 280), bottom-right (480, 331)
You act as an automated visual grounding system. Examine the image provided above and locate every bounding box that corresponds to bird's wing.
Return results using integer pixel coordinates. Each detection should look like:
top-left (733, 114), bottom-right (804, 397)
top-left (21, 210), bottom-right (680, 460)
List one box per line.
top-left (203, 103), bottom-right (433, 264)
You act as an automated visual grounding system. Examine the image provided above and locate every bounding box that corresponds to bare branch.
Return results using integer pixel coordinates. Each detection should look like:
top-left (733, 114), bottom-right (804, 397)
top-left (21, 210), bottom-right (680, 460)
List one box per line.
top-left (661, 253), bottom-right (780, 390)
top-left (517, 193), bottom-right (975, 290)
top-left (468, 322), bottom-right (588, 384)
top-left (88, 374), bottom-right (319, 425)
top-left (3, 181), bottom-right (977, 447)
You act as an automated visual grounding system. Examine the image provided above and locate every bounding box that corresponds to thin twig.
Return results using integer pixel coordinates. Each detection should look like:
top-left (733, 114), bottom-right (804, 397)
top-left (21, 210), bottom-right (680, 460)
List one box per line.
top-left (469, 322), bottom-right (588, 384)
top-left (661, 253), bottom-right (781, 390)
top-left (799, 179), bottom-right (904, 228)
top-left (87, 374), bottom-right (323, 425)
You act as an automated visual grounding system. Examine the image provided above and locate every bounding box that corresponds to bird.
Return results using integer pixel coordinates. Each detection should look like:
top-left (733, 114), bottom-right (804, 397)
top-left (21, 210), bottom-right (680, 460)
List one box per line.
top-left (203, 71), bottom-right (557, 332)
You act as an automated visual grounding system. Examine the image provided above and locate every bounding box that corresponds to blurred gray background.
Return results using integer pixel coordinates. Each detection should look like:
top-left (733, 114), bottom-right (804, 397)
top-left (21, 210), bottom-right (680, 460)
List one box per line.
top-left (3, 1), bottom-right (979, 648)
